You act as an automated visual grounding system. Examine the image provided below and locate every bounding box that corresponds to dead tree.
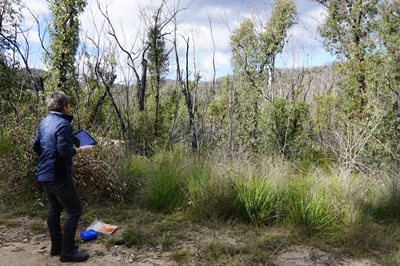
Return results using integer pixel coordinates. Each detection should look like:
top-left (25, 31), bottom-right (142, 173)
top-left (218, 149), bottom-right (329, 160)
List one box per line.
top-left (98, 2), bottom-right (148, 112)
top-left (173, 30), bottom-right (198, 151)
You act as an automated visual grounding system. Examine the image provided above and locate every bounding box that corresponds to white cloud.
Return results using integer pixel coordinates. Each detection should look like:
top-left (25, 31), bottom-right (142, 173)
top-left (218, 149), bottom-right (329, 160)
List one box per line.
top-left (278, 5), bottom-right (332, 68)
top-left (21, 0), bottom-right (49, 26)
top-left (199, 51), bottom-right (231, 79)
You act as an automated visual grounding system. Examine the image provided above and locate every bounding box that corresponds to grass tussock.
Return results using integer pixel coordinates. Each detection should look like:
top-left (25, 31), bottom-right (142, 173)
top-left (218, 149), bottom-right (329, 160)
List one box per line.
top-left (283, 176), bottom-right (340, 231)
top-left (121, 149), bottom-right (400, 233)
top-left (170, 249), bottom-right (190, 264)
top-left (122, 227), bottom-right (145, 247)
top-left (234, 174), bottom-right (277, 225)
top-left (128, 151), bottom-right (188, 212)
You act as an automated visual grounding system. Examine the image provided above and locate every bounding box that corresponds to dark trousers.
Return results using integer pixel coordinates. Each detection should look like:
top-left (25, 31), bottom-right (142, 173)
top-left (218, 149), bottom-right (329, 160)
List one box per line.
top-left (42, 180), bottom-right (82, 256)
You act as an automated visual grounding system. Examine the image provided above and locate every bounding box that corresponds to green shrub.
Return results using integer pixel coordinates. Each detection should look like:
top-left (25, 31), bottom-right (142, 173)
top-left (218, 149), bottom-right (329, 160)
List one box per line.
top-left (122, 227), bottom-right (144, 247)
top-left (261, 98), bottom-right (311, 159)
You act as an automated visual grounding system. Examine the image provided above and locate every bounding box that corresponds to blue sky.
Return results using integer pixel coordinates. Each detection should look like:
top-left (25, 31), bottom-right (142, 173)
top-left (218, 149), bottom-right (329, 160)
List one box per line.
top-left (21, 0), bottom-right (334, 80)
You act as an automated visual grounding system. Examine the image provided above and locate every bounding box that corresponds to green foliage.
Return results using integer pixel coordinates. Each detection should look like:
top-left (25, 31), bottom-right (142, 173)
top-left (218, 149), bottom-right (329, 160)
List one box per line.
top-left (318, 0), bottom-right (380, 121)
top-left (319, 0), bottom-right (378, 59)
top-left (170, 250), bottom-right (190, 264)
top-left (234, 174), bottom-right (277, 224)
top-left (129, 111), bottom-right (157, 155)
top-left (231, 0), bottom-right (296, 78)
top-left (0, 0), bottom-right (23, 51)
top-left (378, 0), bottom-right (400, 167)
top-left (184, 162), bottom-right (213, 213)
top-left (229, 1), bottom-right (296, 152)
top-left (363, 173), bottom-right (400, 221)
top-left (311, 95), bottom-right (337, 138)
top-left (0, 56), bottom-right (18, 116)
top-left (147, 21), bottom-right (169, 79)
top-left (147, 163), bottom-right (185, 212)
top-left (230, 19), bottom-right (261, 77)
top-left (187, 169), bottom-right (236, 220)
top-left (122, 227), bottom-right (144, 247)
top-left (261, 98), bottom-right (311, 159)
top-left (380, 0), bottom-right (400, 76)
top-left (0, 131), bottom-right (15, 155)
top-left (0, 1), bottom-right (24, 116)
top-left (261, 0), bottom-right (297, 56)
top-left (160, 232), bottom-right (174, 250)
top-left (46, 0), bottom-right (86, 97)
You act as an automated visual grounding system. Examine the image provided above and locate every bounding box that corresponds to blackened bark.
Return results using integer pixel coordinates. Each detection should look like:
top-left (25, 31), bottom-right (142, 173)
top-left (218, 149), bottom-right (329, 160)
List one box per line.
top-left (139, 58), bottom-right (147, 111)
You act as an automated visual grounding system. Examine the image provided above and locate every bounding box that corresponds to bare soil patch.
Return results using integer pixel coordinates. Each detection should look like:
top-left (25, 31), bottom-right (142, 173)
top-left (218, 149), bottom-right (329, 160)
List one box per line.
top-left (0, 216), bottom-right (377, 265)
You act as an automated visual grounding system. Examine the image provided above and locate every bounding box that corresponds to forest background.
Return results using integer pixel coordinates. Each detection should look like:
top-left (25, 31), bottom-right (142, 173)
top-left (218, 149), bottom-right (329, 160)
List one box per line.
top-left (1, 0), bottom-right (400, 264)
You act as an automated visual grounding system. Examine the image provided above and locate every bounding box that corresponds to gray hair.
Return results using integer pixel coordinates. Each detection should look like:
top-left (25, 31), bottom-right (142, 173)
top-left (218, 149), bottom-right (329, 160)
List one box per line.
top-left (46, 91), bottom-right (69, 112)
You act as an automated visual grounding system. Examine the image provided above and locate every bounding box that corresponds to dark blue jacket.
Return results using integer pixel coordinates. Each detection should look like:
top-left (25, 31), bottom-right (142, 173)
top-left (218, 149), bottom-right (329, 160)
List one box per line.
top-left (33, 112), bottom-right (77, 182)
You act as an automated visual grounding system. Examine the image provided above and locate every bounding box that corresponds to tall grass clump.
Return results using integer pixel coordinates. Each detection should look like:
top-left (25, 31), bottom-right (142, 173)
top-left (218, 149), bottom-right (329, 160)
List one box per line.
top-left (362, 171), bottom-right (400, 221)
top-left (125, 154), bottom-right (152, 203)
top-left (231, 156), bottom-right (292, 224)
top-left (327, 168), bottom-right (372, 224)
top-left (142, 150), bottom-right (187, 212)
top-left (283, 176), bottom-right (341, 231)
top-left (234, 173), bottom-right (277, 224)
top-left (185, 161), bottom-right (236, 219)
top-left (185, 161), bottom-right (214, 214)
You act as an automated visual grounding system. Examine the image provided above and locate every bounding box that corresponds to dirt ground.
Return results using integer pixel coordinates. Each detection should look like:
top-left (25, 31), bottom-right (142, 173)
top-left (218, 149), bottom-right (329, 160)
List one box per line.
top-left (0, 216), bottom-right (376, 266)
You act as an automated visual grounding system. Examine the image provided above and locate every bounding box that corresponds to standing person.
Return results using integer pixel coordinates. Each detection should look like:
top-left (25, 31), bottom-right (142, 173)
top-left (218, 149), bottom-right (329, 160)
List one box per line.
top-left (33, 91), bottom-right (93, 263)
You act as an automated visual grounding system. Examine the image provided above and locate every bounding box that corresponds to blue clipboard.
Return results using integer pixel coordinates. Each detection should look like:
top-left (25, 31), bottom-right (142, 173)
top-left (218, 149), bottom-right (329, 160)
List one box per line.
top-left (73, 130), bottom-right (97, 147)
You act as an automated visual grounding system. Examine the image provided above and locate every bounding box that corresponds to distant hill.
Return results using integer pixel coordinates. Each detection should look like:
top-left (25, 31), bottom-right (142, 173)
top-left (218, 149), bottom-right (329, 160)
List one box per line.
top-left (21, 64), bottom-right (338, 104)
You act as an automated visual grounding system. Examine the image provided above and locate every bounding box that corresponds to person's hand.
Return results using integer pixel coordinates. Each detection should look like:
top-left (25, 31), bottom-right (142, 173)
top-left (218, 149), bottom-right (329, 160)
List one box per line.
top-left (80, 145), bottom-right (93, 154)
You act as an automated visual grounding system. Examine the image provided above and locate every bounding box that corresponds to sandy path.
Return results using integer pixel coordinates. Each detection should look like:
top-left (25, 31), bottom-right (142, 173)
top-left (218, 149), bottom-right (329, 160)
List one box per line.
top-left (0, 216), bottom-right (377, 266)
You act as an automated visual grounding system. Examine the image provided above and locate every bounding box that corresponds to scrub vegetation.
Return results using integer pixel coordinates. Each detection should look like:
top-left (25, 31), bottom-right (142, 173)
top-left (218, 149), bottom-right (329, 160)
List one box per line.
top-left (1, 0), bottom-right (400, 264)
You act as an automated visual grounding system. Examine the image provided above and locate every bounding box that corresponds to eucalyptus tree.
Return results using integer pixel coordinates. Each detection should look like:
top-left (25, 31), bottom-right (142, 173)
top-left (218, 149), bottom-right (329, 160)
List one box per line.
top-left (379, 0), bottom-right (400, 164)
top-left (230, 0), bottom-right (296, 151)
top-left (261, 0), bottom-right (296, 98)
top-left (317, 0), bottom-right (379, 120)
top-left (231, 0), bottom-right (296, 101)
top-left (380, 0), bottom-right (400, 109)
top-left (46, 0), bottom-right (86, 101)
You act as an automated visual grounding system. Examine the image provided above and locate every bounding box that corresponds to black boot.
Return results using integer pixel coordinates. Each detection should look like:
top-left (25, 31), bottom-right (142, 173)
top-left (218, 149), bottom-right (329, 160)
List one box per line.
top-left (60, 250), bottom-right (89, 262)
top-left (50, 245), bottom-right (79, 256)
